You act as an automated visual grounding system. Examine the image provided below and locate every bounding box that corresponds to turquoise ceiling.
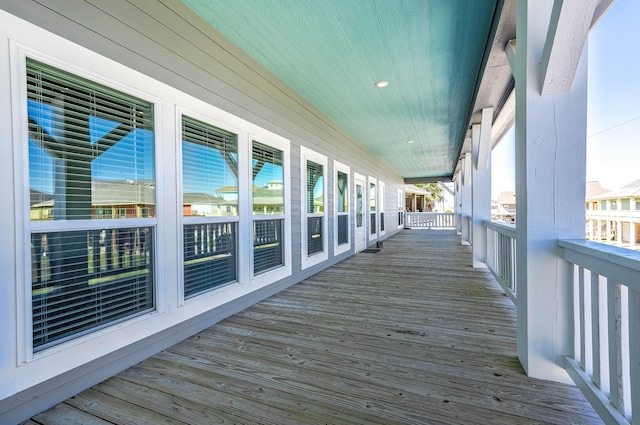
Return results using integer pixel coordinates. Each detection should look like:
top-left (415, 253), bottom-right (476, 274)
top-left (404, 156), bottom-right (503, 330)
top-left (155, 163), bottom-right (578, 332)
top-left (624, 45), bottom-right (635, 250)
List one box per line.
top-left (182, 0), bottom-right (499, 180)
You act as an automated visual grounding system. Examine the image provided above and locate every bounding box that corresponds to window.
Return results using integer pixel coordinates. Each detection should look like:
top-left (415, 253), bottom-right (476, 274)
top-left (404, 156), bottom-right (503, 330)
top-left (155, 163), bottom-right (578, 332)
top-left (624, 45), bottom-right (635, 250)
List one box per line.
top-left (181, 115), bottom-right (238, 299)
top-left (301, 146), bottom-right (328, 269)
top-left (369, 177), bottom-right (377, 239)
top-left (334, 161), bottom-right (350, 256)
top-left (397, 188), bottom-right (405, 228)
top-left (27, 58), bottom-right (155, 351)
top-left (252, 141), bottom-right (285, 274)
top-left (379, 180), bottom-right (385, 235)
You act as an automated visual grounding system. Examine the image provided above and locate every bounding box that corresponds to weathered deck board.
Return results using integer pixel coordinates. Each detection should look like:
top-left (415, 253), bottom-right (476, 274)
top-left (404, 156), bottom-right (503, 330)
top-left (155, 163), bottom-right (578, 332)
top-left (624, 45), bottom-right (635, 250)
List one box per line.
top-left (25, 230), bottom-right (602, 425)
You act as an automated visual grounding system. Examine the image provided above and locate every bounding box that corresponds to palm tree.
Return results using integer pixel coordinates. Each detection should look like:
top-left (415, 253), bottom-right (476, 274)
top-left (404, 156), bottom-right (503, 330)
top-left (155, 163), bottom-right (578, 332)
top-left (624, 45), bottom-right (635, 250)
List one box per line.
top-left (414, 183), bottom-right (443, 212)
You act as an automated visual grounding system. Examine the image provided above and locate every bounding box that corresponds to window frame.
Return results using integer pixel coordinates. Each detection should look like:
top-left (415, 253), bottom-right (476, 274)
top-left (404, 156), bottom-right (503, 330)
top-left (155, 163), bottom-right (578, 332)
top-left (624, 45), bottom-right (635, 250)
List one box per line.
top-left (378, 180), bottom-right (386, 237)
top-left (177, 107), bottom-right (242, 302)
top-left (397, 188), bottom-right (405, 229)
top-left (334, 160), bottom-right (351, 256)
top-left (250, 134), bottom-right (291, 282)
top-left (368, 176), bottom-right (378, 241)
top-left (300, 146), bottom-right (328, 269)
top-left (12, 43), bottom-right (163, 361)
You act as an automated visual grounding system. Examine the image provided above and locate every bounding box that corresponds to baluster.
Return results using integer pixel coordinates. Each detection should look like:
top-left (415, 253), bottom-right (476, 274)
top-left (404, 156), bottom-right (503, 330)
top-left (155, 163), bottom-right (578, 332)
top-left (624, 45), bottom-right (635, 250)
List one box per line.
top-left (591, 272), bottom-right (601, 387)
top-left (608, 281), bottom-right (624, 414)
top-left (578, 266), bottom-right (586, 369)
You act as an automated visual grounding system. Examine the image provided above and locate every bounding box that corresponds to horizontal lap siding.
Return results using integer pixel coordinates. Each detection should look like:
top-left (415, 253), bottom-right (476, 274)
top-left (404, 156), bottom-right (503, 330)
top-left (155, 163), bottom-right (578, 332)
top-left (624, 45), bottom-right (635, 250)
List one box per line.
top-left (0, 0), bottom-right (404, 421)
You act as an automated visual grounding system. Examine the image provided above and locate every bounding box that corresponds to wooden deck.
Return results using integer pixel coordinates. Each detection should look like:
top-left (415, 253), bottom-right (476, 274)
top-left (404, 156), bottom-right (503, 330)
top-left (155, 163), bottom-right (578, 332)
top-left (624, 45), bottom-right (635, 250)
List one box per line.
top-left (25, 230), bottom-right (602, 425)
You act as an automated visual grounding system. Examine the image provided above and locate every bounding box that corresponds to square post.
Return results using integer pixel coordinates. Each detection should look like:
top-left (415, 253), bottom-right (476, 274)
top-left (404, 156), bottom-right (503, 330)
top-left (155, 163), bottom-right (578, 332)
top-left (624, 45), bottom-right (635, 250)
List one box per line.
top-left (514, 0), bottom-right (588, 383)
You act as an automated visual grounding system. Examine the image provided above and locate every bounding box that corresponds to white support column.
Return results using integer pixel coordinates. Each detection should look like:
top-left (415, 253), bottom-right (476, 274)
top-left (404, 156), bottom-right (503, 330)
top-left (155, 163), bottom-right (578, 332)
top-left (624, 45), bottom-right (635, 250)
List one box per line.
top-left (514, 0), bottom-right (588, 383)
top-left (472, 108), bottom-right (493, 268)
top-left (454, 172), bottom-right (462, 235)
top-left (631, 197), bottom-right (636, 248)
top-left (461, 153), bottom-right (472, 245)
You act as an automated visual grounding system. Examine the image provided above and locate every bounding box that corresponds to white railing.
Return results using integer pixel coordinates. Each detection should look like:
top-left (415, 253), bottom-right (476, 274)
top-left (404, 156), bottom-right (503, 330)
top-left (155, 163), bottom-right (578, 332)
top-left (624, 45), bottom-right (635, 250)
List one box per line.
top-left (559, 240), bottom-right (640, 425)
top-left (405, 212), bottom-right (455, 229)
top-left (484, 220), bottom-right (517, 302)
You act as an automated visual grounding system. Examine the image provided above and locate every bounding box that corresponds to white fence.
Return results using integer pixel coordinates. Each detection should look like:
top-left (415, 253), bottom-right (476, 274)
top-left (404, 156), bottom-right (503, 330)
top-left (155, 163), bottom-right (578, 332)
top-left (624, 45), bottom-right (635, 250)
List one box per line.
top-left (405, 212), bottom-right (455, 229)
top-left (559, 240), bottom-right (640, 425)
top-left (484, 220), bottom-right (517, 302)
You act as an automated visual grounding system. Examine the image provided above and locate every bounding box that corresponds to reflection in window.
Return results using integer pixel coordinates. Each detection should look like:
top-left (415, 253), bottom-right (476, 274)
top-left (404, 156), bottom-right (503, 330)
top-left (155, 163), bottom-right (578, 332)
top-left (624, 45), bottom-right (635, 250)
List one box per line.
top-left (182, 116), bottom-right (238, 217)
top-left (26, 59), bottom-right (156, 350)
top-left (253, 141), bottom-right (285, 274)
top-left (181, 116), bottom-right (238, 298)
top-left (356, 184), bottom-right (363, 228)
top-left (370, 182), bottom-right (377, 235)
top-left (27, 59), bottom-right (155, 222)
top-left (307, 160), bottom-right (324, 255)
top-left (337, 171), bottom-right (349, 245)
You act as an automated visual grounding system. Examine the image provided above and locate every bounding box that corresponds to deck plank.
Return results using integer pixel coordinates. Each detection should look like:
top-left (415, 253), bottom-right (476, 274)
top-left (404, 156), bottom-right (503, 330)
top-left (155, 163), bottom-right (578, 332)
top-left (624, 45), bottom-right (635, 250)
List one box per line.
top-left (24, 230), bottom-right (603, 425)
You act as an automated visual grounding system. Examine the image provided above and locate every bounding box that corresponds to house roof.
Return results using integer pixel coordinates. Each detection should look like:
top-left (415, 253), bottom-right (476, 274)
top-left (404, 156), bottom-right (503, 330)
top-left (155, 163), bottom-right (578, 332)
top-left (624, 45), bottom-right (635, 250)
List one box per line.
top-left (498, 191), bottom-right (516, 205)
top-left (585, 181), bottom-right (610, 199)
top-left (591, 179), bottom-right (640, 200)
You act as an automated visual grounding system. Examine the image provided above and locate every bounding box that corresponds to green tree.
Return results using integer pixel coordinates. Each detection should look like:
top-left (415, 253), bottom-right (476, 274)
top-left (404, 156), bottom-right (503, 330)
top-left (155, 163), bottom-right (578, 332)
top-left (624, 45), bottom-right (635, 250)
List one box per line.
top-left (414, 183), bottom-right (444, 212)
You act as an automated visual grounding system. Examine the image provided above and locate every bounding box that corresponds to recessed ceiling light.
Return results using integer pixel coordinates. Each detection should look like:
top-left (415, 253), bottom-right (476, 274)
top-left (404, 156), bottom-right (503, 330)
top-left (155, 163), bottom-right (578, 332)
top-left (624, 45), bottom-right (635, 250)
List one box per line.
top-left (407, 140), bottom-right (415, 144)
top-left (375, 80), bottom-right (389, 88)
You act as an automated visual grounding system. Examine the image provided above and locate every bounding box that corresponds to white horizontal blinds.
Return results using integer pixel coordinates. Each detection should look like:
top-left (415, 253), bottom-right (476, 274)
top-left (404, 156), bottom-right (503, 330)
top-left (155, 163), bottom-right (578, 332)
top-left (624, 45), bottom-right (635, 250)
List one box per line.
top-left (26, 59), bottom-right (155, 221)
top-left (307, 160), bottom-right (324, 255)
top-left (252, 141), bottom-right (284, 274)
top-left (182, 116), bottom-right (238, 217)
top-left (32, 227), bottom-right (154, 349)
top-left (370, 182), bottom-right (377, 235)
top-left (181, 116), bottom-right (238, 298)
top-left (337, 171), bottom-right (348, 245)
top-left (27, 59), bottom-right (156, 351)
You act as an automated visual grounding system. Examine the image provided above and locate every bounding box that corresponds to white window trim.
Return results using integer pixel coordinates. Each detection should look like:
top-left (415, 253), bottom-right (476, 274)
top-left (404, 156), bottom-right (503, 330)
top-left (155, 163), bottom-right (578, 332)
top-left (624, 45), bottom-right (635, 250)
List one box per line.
top-left (300, 146), bottom-right (328, 269)
top-left (353, 172), bottom-right (366, 253)
top-left (368, 176), bottom-right (378, 241)
top-left (334, 160), bottom-right (351, 256)
top-left (10, 39), bottom-right (165, 363)
top-left (398, 188), bottom-right (405, 229)
top-left (4, 14), bottom-right (294, 376)
top-left (379, 180), bottom-right (386, 237)
top-left (249, 133), bottom-right (291, 284)
top-left (175, 106), bottom-right (244, 305)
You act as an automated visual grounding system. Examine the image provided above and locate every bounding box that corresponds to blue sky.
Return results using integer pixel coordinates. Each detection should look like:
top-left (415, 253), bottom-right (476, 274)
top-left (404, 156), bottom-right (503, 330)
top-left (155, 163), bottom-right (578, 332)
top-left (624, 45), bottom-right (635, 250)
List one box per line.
top-left (492, 0), bottom-right (640, 197)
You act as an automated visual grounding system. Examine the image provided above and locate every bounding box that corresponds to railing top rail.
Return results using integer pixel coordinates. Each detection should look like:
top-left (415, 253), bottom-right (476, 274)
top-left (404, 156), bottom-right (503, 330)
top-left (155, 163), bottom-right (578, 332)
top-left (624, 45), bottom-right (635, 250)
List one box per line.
top-left (558, 238), bottom-right (640, 292)
top-left (483, 219), bottom-right (516, 238)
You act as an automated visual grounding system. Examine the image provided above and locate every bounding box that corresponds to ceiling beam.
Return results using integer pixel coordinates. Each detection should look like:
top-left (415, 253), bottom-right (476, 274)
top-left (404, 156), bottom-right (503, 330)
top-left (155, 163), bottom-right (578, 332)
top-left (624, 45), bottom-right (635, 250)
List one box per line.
top-left (540, 0), bottom-right (598, 96)
top-left (475, 107), bottom-right (494, 172)
top-left (404, 175), bottom-right (453, 185)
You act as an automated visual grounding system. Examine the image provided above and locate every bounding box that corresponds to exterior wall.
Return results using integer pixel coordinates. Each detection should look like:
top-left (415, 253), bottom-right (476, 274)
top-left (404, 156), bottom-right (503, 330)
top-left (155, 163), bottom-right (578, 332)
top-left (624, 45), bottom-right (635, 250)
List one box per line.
top-left (0, 2), bottom-right (405, 422)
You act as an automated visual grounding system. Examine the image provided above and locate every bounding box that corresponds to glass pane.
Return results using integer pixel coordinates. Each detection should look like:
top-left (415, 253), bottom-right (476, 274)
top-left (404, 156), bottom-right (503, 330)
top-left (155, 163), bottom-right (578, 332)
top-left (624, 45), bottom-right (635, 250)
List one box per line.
top-left (308, 216), bottom-right (323, 255)
top-left (252, 141), bottom-right (284, 214)
top-left (380, 212), bottom-right (385, 231)
top-left (182, 116), bottom-right (238, 217)
top-left (254, 218), bottom-right (283, 274)
top-left (27, 59), bottom-right (155, 221)
top-left (31, 226), bottom-right (154, 350)
top-left (370, 212), bottom-right (376, 234)
top-left (337, 171), bottom-right (348, 213)
top-left (183, 222), bottom-right (236, 298)
top-left (307, 160), bottom-right (323, 214)
top-left (356, 184), bottom-right (363, 228)
top-left (370, 183), bottom-right (376, 211)
top-left (337, 214), bottom-right (348, 245)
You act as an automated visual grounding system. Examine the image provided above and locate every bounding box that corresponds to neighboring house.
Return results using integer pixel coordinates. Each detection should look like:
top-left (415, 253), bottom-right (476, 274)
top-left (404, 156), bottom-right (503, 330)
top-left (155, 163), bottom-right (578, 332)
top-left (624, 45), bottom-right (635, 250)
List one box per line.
top-left (491, 191), bottom-right (515, 223)
top-left (586, 180), bottom-right (640, 248)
